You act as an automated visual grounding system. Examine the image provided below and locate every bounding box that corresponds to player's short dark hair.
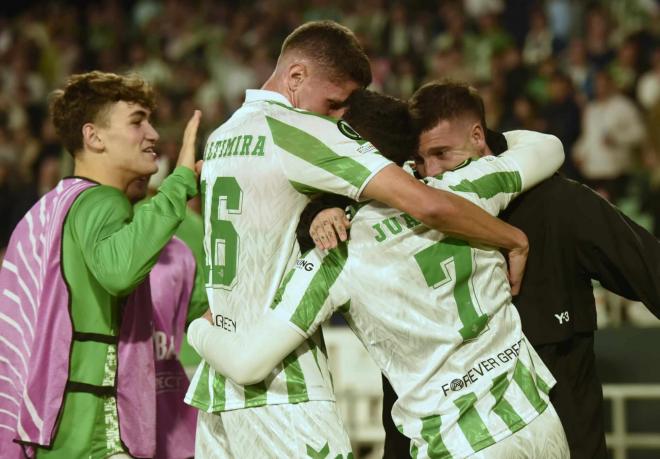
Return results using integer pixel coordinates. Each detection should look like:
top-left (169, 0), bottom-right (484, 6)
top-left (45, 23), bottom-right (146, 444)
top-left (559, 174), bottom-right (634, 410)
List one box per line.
top-left (281, 20), bottom-right (371, 88)
top-left (409, 80), bottom-right (487, 134)
top-left (342, 89), bottom-right (416, 166)
top-left (50, 71), bottom-right (156, 156)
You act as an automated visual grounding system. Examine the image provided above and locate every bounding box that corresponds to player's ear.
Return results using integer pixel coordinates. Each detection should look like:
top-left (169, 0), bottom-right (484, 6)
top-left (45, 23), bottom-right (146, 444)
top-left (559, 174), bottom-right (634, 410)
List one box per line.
top-left (286, 62), bottom-right (308, 93)
top-left (82, 123), bottom-right (105, 153)
top-left (471, 122), bottom-right (486, 151)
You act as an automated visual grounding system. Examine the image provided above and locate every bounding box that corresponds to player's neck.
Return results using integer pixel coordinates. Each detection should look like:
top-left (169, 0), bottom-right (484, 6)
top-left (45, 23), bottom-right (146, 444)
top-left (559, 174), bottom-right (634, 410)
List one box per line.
top-left (73, 156), bottom-right (132, 191)
top-left (261, 73), bottom-right (291, 103)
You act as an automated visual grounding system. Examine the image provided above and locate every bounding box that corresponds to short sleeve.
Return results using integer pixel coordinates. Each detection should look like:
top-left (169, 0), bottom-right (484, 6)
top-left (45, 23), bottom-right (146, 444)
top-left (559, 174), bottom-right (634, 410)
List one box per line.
top-left (265, 106), bottom-right (391, 201)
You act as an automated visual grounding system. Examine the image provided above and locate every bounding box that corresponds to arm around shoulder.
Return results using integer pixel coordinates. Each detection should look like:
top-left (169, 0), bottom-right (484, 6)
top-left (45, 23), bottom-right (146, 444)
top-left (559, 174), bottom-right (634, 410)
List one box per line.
top-left (502, 130), bottom-right (564, 191)
top-left (362, 164), bottom-right (528, 250)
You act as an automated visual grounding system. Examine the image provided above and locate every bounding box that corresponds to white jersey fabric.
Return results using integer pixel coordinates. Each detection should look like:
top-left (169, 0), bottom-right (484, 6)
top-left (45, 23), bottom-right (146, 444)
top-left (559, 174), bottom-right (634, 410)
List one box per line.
top-left (185, 89), bottom-right (391, 412)
top-left (271, 148), bottom-right (557, 459)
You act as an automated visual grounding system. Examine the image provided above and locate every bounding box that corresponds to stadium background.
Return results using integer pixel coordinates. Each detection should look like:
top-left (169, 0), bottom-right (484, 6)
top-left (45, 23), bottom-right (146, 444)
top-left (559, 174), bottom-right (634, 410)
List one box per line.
top-left (0, 0), bottom-right (658, 457)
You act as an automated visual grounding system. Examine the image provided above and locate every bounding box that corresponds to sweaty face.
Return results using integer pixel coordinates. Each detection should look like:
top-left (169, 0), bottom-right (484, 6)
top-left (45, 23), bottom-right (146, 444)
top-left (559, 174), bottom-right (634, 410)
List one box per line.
top-left (416, 119), bottom-right (483, 178)
top-left (95, 101), bottom-right (160, 179)
top-left (293, 73), bottom-right (359, 117)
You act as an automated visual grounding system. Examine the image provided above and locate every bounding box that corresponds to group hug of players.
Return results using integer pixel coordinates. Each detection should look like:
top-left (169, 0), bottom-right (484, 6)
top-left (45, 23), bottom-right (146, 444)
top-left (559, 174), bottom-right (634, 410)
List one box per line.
top-left (1, 19), bottom-right (659, 459)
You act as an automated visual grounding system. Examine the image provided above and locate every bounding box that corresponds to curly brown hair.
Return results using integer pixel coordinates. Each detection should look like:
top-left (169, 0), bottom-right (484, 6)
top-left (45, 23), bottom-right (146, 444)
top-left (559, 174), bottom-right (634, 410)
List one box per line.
top-left (50, 71), bottom-right (156, 155)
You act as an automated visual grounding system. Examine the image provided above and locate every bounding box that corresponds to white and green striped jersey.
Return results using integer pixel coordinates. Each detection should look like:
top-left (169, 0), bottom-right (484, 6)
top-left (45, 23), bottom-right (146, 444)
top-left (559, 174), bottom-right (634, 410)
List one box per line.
top-left (271, 153), bottom-right (556, 459)
top-left (185, 89), bottom-right (391, 412)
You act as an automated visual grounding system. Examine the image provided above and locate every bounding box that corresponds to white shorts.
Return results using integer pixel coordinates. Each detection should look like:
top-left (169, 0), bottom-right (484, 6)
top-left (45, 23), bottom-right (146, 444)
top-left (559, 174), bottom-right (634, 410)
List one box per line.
top-left (195, 401), bottom-right (353, 458)
top-left (468, 403), bottom-right (569, 459)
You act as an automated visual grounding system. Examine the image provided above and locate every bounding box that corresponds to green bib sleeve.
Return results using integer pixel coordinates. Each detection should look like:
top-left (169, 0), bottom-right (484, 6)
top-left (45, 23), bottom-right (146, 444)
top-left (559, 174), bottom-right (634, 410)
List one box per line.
top-left (70, 167), bottom-right (198, 296)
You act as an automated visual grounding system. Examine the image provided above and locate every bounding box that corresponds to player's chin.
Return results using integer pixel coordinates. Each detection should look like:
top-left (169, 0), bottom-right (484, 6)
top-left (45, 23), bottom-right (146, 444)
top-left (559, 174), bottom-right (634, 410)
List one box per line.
top-left (131, 163), bottom-right (158, 179)
top-left (137, 156), bottom-right (159, 175)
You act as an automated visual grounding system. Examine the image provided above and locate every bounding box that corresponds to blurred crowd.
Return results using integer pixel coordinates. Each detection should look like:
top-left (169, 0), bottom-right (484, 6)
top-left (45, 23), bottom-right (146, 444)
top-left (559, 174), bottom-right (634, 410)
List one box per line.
top-left (0, 0), bottom-right (659, 291)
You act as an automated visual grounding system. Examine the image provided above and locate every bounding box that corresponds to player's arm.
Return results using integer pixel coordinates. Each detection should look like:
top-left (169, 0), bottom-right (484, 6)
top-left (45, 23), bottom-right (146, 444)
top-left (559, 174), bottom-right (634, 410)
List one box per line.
top-left (71, 114), bottom-right (201, 296)
top-left (185, 257), bottom-right (209, 326)
top-left (275, 114), bottom-right (522, 251)
top-left (362, 165), bottom-right (526, 249)
top-left (188, 247), bottom-right (348, 385)
top-left (363, 131), bottom-right (564, 248)
top-left (298, 194), bottom-right (353, 250)
top-left (423, 130), bottom-right (564, 216)
top-left (71, 168), bottom-right (197, 296)
top-left (188, 313), bottom-right (304, 386)
top-left (308, 131), bottom-right (564, 248)
top-left (500, 130), bottom-right (565, 191)
top-left (572, 184), bottom-right (660, 316)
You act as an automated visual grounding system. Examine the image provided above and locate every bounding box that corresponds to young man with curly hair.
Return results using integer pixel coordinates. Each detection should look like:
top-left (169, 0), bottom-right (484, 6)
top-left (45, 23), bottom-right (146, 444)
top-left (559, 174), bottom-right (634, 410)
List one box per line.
top-left (0, 71), bottom-right (201, 458)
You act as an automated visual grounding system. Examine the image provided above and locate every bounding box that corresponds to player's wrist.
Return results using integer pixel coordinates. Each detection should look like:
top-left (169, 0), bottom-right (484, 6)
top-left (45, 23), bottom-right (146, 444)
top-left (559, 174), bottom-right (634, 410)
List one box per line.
top-left (496, 224), bottom-right (528, 252)
top-left (510, 228), bottom-right (529, 254)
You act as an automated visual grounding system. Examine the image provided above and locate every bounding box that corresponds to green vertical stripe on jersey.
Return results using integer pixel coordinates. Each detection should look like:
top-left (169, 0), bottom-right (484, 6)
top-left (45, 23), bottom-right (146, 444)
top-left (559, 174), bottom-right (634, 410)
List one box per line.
top-left (271, 267), bottom-right (296, 310)
top-left (513, 360), bottom-right (547, 414)
top-left (449, 171), bottom-right (522, 199)
top-left (290, 244), bottom-right (348, 333)
top-left (266, 116), bottom-right (372, 189)
top-left (454, 392), bottom-right (495, 452)
top-left (283, 353), bottom-right (309, 403)
top-left (419, 414), bottom-right (451, 458)
top-left (244, 381), bottom-right (268, 407)
top-left (490, 373), bottom-right (525, 432)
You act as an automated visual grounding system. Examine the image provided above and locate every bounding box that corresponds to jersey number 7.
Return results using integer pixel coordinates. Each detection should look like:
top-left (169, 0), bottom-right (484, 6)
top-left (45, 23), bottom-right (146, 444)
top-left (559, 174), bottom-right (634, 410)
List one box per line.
top-left (414, 238), bottom-right (489, 342)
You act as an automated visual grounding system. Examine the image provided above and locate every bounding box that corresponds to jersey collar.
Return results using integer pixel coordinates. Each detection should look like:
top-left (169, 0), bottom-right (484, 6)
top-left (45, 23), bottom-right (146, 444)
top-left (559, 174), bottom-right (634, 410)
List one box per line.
top-left (244, 89), bottom-right (292, 107)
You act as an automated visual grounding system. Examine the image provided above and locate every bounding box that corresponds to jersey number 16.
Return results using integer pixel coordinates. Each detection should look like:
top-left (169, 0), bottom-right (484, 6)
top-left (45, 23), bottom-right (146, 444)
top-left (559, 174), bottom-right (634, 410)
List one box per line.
top-left (201, 176), bottom-right (243, 290)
